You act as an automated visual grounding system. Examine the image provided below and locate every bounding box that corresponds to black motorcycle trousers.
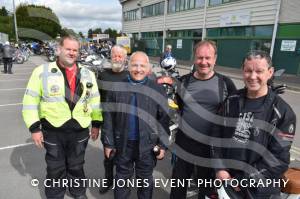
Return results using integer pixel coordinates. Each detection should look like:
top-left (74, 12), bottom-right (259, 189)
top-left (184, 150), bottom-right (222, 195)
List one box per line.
top-left (170, 157), bottom-right (215, 199)
top-left (103, 157), bottom-right (114, 185)
top-left (114, 140), bottom-right (156, 199)
top-left (43, 128), bottom-right (89, 199)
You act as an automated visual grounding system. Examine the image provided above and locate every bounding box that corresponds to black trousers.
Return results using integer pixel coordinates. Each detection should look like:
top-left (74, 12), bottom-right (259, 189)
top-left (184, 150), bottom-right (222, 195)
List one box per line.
top-left (114, 140), bottom-right (156, 199)
top-left (170, 157), bottom-right (215, 199)
top-left (43, 128), bottom-right (89, 199)
top-left (102, 155), bottom-right (114, 185)
top-left (3, 57), bottom-right (12, 73)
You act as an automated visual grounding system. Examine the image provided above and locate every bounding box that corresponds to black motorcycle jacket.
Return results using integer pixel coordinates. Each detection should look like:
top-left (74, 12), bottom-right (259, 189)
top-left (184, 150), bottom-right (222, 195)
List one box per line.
top-left (212, 88), bottom-right (296, 194)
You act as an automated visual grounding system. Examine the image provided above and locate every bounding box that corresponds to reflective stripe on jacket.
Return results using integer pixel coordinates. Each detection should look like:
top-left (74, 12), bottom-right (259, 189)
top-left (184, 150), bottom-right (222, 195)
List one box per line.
top-left (22, 62), bottom-right (102, 129)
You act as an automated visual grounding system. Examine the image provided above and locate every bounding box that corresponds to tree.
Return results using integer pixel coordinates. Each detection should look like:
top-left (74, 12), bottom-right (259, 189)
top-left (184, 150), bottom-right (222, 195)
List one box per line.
top-left (0, 6), bottom-right (8, 16)
top-left (87, 28), bottom-right (93, 39)
top-left (93, 28), bottom-right (102, 34)
top-left (78, 32), bottom-right (84, 38)
top-left (104, 28), bottom-right (121, 39)
top-left (15, 4), bottom-right (62, 41)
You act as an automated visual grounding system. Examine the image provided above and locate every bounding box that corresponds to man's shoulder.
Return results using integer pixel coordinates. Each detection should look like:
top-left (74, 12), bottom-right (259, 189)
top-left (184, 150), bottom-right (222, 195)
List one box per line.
top-left (273, 93), bottom-right (296, 118)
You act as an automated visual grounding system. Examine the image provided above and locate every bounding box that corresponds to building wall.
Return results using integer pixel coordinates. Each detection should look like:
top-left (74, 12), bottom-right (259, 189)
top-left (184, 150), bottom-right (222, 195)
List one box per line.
top-left (120, 0), bottom-right (300, 74)
top-left (122, 0), bottom-right (278, 33)
top-left (279, 0), bottom-right (300, 23)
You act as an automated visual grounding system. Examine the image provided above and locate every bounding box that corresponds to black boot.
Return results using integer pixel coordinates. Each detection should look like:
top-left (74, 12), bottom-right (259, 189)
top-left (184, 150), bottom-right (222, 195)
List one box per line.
top-left (99, 158), bottom-right (114, 194)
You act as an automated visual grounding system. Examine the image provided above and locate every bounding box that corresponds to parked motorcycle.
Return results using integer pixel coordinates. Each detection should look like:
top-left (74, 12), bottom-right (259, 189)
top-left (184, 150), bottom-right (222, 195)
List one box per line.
top-left (45, 46), bottom-right (56, 62)
top-left (79, 54), bottom-right (105, 78)
top-left (156, 56), bottom-right (180, 145)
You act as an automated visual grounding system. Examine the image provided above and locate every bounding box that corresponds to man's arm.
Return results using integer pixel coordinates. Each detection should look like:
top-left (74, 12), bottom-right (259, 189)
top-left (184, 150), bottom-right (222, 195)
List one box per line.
top-left (100, 90), bottom-right (116, 151)
top-left (250, 107), bottom-right (296, 180)
top-left (22, 66), bottom-right (43, 147)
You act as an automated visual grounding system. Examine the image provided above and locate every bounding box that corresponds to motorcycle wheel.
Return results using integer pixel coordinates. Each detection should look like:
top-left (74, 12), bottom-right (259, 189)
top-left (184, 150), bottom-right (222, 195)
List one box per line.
top-left (48, 55), bottom-right (56, 62)
top-left (16, 56), bottom-right (24, 64)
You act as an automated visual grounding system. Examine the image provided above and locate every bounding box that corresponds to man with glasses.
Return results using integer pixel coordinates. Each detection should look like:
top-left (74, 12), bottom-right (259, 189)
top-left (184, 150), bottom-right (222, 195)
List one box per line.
top-left (101, 51), bottom-right (170, 199)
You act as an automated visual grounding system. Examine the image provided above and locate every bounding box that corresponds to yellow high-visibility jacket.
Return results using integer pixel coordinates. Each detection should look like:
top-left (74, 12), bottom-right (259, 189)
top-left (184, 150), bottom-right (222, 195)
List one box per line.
top-left (22, 62), bottom-right (102, 130)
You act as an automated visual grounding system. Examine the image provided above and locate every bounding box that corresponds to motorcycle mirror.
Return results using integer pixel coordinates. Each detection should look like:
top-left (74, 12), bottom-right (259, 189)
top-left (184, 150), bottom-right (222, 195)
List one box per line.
top-left (274, 69), bottom-right (285, 77)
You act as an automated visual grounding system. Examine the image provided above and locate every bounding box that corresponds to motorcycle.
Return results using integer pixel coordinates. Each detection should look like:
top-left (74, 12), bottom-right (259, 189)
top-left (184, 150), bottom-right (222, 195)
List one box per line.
top-left (45, 47), bottom-right (56, 62)
top-left (156, 56), bottom-right (180, 146)
top-left (79, 54), bottom-right (106, 78)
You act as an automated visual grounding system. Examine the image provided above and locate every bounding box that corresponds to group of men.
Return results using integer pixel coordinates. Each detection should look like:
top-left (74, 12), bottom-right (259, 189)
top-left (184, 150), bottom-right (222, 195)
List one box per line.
top-left (22, 35), bottom-right (296, 199)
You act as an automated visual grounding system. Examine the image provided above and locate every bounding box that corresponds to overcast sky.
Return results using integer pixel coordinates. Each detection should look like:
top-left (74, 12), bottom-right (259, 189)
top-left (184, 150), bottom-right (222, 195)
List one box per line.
top-left (1, 0), bottom-right (122, 36)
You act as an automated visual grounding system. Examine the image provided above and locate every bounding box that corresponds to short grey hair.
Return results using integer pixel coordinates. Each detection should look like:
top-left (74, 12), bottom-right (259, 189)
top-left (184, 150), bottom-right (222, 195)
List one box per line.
top-left (58, 35), bottom-right (80, 47)
top-left (242, 50), bottom-right (272, 68)
top-left (111, 45), bottom-right (127, 57)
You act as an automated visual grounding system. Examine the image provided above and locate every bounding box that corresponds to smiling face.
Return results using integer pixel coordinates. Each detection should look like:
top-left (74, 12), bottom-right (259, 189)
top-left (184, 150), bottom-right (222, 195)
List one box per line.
top-left (111, 46), bottom-right (127, 72)
top-left (128, 52), bottom-right (151, 81)
top-left (193, 43), bottom-right (217, 80)
top-left (243, 57), bottom-right (274, 98)
top-left (57, 38), bottom-right (80, 67)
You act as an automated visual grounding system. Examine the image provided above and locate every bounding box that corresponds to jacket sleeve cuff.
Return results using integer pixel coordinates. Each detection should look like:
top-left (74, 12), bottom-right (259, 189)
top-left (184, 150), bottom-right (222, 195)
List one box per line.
top-left (29, 121), bottom-right (41, 133)
top-left (92, 121), bottom-right (102, 128)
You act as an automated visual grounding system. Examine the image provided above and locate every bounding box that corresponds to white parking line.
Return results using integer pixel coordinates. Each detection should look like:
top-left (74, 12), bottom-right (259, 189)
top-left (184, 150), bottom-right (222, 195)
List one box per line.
top-left (0, 103), bottom-right (22, 107)
top-left (0, 142), bottom-right (33, 150)
top-left (0, 79), bottom-right (28, 82)
top-left (0, 88), bottom-right (25, 91)
top-left (0, 72), bottom-right (32, 75)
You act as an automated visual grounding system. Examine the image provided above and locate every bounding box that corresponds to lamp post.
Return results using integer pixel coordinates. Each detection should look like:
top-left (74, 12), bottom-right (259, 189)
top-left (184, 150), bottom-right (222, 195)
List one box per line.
top-left (13, 0), bottom-right (19, 42)
top-left (137, 1), bottom-right (142, 40)
top-left (162, 0), bottom-right (167, 53)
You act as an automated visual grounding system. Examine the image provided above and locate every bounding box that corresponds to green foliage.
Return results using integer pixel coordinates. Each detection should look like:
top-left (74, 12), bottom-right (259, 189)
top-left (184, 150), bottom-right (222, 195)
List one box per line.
top-left (0, 15), bottom-right (14, 39)
top-left (78, 32), bottom-right (84, 38)
top-left (15, 4), bottom-right (62, 41)
top-left (86, 27), bottom-right (121, 39)
top-left (0, 6), bottom-right (8, 16)
top-left (103, 28), bottom-right (121, 39)
top-left (88, 29), bottom-right (93, 38)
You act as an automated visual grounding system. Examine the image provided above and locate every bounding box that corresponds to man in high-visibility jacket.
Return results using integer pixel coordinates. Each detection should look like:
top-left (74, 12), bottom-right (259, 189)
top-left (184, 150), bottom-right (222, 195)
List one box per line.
top-left (22, 35), bottom-right (102, 199)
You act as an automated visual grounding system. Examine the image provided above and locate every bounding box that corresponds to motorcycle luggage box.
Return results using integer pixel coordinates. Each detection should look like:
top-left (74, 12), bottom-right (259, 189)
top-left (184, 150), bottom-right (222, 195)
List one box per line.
top-left (282, 168), bottom-right (300, 194)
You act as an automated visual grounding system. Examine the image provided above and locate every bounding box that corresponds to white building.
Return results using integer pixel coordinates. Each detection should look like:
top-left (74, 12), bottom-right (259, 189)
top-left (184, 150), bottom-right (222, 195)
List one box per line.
top-left (119, 0), bottom-right (300, 74)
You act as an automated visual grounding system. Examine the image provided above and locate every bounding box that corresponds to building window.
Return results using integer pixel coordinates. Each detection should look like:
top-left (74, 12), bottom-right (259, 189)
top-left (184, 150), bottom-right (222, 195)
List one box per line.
top-left (141, 31), bottom-right (163, 38)
top-left (254, 25), bottom-right (273, 37)
top-left (124, 9), bottom-right (138, 21)
top-left (189, 0), bottom-right (195, 8)
top-left (168, 0), bottom-right (204, 13)
top-left (209, 0), bottom-right (242, 6)
top-left (142, 2), bottom-right (164, 18)
top-left (207, 25), bottom-right (273, 38)
top-left (250, 40), bottom-right (271, 53)
top-left (195, 0), bottom-right (205, 8)
top-left (169, 0), bottom-right (176, 12)
top-left (209, 0), bottom-right (222, 6)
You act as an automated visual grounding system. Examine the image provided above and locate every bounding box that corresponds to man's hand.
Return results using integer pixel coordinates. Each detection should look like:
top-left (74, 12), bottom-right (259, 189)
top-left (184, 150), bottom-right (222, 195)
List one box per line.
top-left (90, 127), bottom-right (100, 141)
top-left (104, 147), bottom-right (114, 159)
top-left (32, 131), bottom-right (44, 148)
top-left (156, 149), bottom-right (165, 160)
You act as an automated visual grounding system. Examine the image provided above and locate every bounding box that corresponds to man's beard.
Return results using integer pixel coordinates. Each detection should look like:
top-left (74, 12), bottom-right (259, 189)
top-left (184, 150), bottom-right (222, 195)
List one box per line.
top-left (111, 62), bottom-right (124, 72)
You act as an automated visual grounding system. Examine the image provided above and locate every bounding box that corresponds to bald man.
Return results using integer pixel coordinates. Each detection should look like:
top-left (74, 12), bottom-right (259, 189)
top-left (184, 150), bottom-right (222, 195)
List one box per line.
top-left (101, 51), bottom-right (170, 199)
